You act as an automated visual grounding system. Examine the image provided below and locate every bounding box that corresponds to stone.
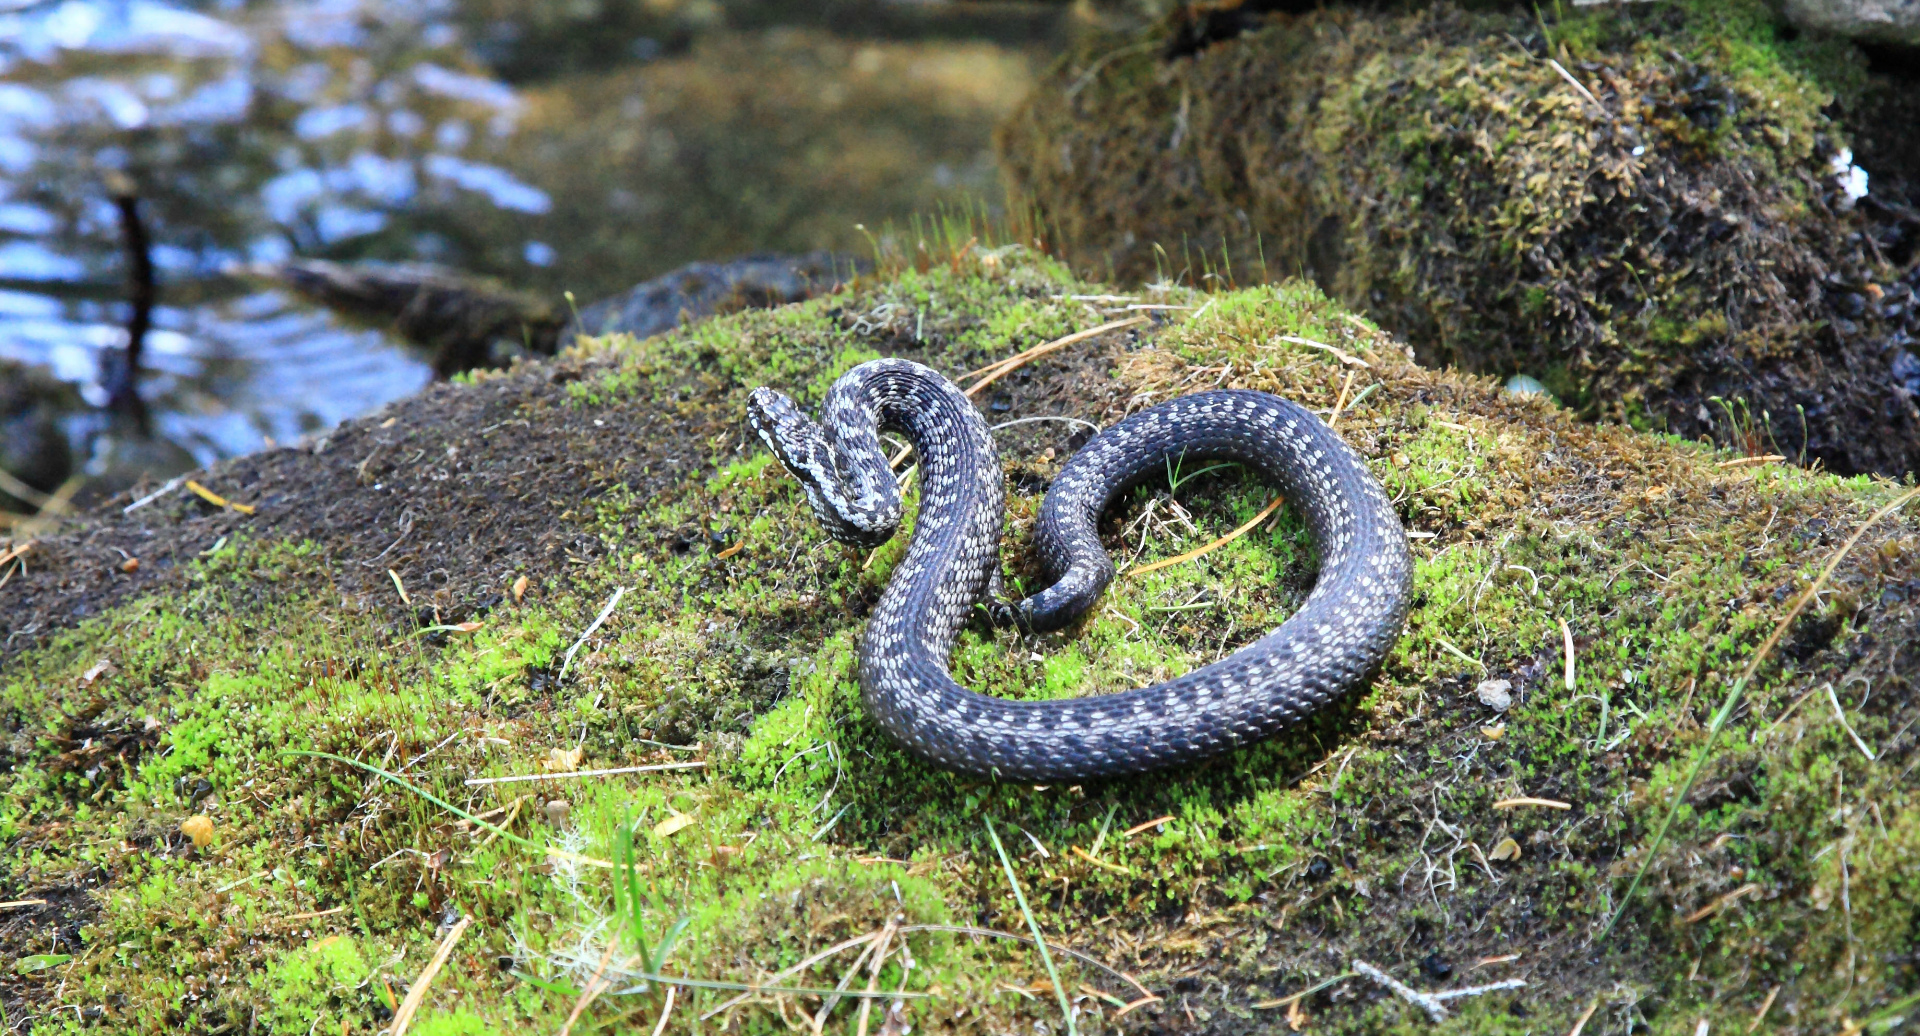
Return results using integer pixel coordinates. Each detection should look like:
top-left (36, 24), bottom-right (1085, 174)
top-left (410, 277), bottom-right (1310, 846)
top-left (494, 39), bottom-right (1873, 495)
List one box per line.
top-left (1476, 678), bottom-right (1514, 711)
top-left (1781, 0), bottom-right (1920, 45)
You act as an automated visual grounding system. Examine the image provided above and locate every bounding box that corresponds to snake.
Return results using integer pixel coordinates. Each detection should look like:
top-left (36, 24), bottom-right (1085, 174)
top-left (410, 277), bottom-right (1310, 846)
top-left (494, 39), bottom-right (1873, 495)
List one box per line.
top-left (747, 357), bottom-right (1411, 781)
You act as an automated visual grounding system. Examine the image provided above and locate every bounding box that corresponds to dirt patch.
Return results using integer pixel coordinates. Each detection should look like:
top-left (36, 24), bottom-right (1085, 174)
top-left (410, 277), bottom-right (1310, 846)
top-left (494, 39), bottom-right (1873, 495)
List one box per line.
top-left (999, 1), bottom-right (1920, 478)
top-left (0, 364), bottom-right (666, 662)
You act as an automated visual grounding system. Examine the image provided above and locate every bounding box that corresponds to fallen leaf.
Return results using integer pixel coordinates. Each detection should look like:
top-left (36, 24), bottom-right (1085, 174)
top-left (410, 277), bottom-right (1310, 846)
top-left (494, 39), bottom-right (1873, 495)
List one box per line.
top-left (449, 621), bottom-right (483, 634)
top-left (511, 575), bottom-right (528, 602)
top-left (546, 747), bottom-right (583, 772)
top-left (181, 815), bottom-right (215, 849)
top-left (80, 659), bottom-right (116, 685)
top-left (1287, 994), bottom-right (1308, 1031)
top-left (715, 540), bottom-right (744, 560)
top-left (1481, 723), bottom-right (1506, 740)
top-left (13, 953), bottom-right (71, 974)
top-left (1489, 837), bottom-right (1523, 861)
top-left (653, 811), bottom-right (695, 838)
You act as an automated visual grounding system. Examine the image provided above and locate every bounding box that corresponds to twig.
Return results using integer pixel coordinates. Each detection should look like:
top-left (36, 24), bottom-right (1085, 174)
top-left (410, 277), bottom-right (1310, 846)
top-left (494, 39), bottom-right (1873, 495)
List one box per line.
top-left (0, 899), bottom-right (46, 910)
top-left (119, 470), bottom-right (180, 511)
top-left (278, 906), bottom-right (347, 922)
top-left (1715, 455), bottom-right (1785, 469)
top-left (1748, 986), bottom-right (1779, 1032)
top-left (1327, 370), bottom-right (1359, 430)
top-left (1273, 335), bottom-right (1370, 368)
top-left (1546, 58), bottom-right (1610, 119)
top-left (464, 761), bottom-right (706, 786)
top-left (1600, 484), bottom-right (1920, 939)
top-left (1825, 683), bottom-right (1877, 761)
top-left (559, 943), bottom-right (620, 1036)
top-left (1126, 497), bottom-right (1285, 578)
top-left (1433, 979), bottom-right (1528, 1001)
top-left (991, 415), bottom-right (1103, 435)
top-left (1351, 959), bottom-right (1447, 1022)
top-left (854, 921), bottom-right (899, 1036)
top-left (1122, 815), bottom-right (1175, 837)
top-left (650, 983), bottom-right (677, 1036)
top-left (1253, 972), bottom-right (1353, 1010)
top-left (1682, 882), bottom-right (1761, 924)
top-left (897, 925), bottom-right (1150, 998)
top-left (963, 317), bottom-right (1148, 396)
top-left (1560, 618), bottom-right (1576, 691)
top-left (1568, 999), bottom-right (1601, 1036)
top-left (700, 932), bottom-right (882, 1019)
top-left (559, 586), bottom-right (627, 683)
top-left (1493, 797), bottom-right (1571, 811)
top-left (391, 916), bottom-right (471, 1036)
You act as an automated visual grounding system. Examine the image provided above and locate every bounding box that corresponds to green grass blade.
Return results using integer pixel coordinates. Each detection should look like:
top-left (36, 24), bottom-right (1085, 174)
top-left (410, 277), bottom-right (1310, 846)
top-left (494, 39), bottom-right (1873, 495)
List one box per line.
top-left (986, 817), bottom-right (1075, 1036)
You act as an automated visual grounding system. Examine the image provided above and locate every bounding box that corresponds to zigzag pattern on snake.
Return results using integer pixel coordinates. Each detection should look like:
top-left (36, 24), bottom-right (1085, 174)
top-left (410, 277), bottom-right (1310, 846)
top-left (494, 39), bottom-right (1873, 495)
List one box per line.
top-left (747, 357), bottom-right (1411, 781)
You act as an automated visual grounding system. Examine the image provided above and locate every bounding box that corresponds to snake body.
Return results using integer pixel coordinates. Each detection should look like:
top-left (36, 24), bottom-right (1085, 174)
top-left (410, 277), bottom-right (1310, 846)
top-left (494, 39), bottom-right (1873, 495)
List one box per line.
top-left (747, 357), bottom-right (1411, 781)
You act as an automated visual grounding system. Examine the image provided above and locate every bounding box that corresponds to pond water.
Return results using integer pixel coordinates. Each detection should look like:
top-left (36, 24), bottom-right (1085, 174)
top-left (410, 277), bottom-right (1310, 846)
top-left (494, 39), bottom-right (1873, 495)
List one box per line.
top-left (0, 0), bottom-right (1067, 494)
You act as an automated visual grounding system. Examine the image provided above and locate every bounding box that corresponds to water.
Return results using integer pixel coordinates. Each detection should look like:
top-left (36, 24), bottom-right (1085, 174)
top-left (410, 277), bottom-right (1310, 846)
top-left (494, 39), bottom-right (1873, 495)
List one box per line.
top-left (0, 0), bottom-right (1062, 482)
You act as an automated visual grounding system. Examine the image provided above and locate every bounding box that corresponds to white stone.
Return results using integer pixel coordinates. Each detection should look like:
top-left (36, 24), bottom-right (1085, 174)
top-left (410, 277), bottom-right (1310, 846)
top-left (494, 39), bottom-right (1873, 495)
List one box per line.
top-left (1781, 0), bottom-right (1920, 44)
top-left (1475, 678), bottom-right (1514, 711)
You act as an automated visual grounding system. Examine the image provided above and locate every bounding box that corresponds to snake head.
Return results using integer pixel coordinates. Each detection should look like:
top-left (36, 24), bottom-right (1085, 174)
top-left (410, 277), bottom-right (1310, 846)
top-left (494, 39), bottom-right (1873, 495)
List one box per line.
top-left (747, 386), bottom-right (901, 548)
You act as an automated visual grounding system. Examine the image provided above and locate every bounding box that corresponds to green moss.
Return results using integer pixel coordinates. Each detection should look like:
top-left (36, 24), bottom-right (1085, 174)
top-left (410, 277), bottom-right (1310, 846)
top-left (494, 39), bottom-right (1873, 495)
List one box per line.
top-left (253, 935), bottom-right (373, 1033)
top-left (998, 0), bottom-right (1920, 477)
top-left (5, 251), bottom-right (1919, 1033)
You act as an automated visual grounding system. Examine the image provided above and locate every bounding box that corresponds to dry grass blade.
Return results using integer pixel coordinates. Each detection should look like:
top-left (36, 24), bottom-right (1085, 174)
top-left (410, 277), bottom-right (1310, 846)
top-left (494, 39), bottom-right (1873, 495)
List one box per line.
top-left (1127, 497), bottom-right (1285, 578)
top-left (700, 931), bottom-right (882, 1020)
top-left (651, 984), bottom-right (677, 1036)
top-left (1599, 484), bottom-right (1920, 940)
top-left (558, 943), bottom-right (620, 1036)
top-left (963, 317), bottom-right (1147, 397)
top-left (896, 924), bottom-right (1150, 999)
top-left (463, 761), bottom-right (707, 786)
top-left (391, 916), bottom-right (471, 1036)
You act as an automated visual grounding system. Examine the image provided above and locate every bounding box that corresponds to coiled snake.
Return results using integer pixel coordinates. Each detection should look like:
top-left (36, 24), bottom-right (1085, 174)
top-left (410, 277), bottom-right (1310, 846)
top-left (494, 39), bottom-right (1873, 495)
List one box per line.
top-left (748, 357), bottom-right (1411, 781)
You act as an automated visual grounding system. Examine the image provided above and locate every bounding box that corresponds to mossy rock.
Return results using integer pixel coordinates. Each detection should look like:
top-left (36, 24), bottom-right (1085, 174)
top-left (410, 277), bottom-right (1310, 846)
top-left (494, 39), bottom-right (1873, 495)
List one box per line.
top-left (3, 249), bottom-right (1919, 1033)
top-left (998, 0), bottom-right (1920, 479)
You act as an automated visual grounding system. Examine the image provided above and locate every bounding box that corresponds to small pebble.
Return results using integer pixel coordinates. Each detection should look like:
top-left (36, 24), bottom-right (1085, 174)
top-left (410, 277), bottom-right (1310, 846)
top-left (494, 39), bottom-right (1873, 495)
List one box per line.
top-left (1503, 374), bottom-right (1551, 399)
top-left (1475, 678), bottom-right (1513, 711)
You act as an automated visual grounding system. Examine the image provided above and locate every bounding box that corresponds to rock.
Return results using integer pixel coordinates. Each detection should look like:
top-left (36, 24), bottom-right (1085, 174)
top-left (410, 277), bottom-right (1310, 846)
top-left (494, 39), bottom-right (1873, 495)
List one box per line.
top-left (1504, 374), bottom-right (1552, 399)
top-left (252, 259), bottom-right (565, 378)
top-left (1476, 678), bottom-right (1514, 711)
top-left (562, 252), bottom-right (856, 346)
top-left (1781, 0), bottom-right (1920, 44)
top-left (998, 3), bottom-right (1920, 478)
top-left (258, 252), bottom-right (858, 378)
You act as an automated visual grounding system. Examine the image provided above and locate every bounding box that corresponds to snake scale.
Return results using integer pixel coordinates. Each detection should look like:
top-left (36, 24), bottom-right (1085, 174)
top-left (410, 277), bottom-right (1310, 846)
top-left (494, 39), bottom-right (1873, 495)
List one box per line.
top-left (748, 357), bottom-right (1411, 781)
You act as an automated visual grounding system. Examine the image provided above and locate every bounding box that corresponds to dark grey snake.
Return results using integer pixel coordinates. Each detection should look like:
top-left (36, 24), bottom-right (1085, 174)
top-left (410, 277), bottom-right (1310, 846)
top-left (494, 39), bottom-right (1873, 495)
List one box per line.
top-left (748, 357), bottom-right (1411, 781)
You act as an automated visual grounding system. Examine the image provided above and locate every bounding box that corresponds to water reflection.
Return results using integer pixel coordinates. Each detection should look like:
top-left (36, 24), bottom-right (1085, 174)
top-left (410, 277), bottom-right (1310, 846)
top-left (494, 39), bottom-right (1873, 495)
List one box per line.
top-left (0, 0), bottom-right (1060, 497)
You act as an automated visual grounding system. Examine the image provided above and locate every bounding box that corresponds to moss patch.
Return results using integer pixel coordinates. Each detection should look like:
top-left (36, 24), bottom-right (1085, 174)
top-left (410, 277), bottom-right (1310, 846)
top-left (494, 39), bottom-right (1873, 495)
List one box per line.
top-left (3, 248), bottom-right (1920, 1033)
top-left (998, 0), bottom-right (1920, 479)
